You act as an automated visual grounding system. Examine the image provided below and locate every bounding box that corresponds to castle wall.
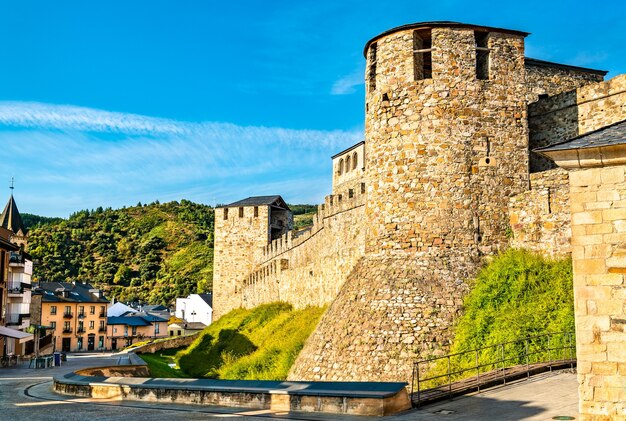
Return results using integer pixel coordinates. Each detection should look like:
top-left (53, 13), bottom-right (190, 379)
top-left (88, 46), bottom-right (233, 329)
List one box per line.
top-left (566, 166), bottom-right (626, 419)
top-left (290, 26), bottom-right (532, 384)
top-left (529, 74), bottom-right (626, 172)
top-left (212, 205), bottom-right (270, 319)
top-left (525, 60), bottom-right (605, 103)
top-left (508, 167), bottom-right (571, 256)
top-left (240, 187), bottom-right (366, 309)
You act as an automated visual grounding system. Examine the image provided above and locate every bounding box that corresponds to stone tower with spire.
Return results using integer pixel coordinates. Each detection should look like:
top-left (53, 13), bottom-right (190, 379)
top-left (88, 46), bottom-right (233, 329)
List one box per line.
top-left (0, 181), bottom-right (28, 249)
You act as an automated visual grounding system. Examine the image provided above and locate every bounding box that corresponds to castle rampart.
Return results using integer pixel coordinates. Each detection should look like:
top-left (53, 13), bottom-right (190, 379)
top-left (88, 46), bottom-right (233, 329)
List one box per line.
top-left (241, 185), bottom-right (366, 309)
top-left (213, 21), bottom-right (622, 390)
top-left (529, 74), bottom-right (626, 171)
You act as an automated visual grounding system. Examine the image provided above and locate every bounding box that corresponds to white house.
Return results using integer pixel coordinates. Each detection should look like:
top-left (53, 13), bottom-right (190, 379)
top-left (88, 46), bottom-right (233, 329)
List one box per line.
top-left (107, 301), bottom-right (137, 317)
top-left (175, 293), bottom-right (212, 325)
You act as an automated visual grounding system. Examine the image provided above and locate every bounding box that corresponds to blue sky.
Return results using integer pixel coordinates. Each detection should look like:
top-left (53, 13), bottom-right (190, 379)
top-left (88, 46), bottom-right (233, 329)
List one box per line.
top-left (1, 1), bottom-right (625, 217)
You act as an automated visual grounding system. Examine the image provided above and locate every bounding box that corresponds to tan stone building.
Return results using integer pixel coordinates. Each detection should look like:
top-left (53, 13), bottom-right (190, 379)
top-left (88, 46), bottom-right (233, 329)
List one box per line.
top-left (213, 21), bottom-right (626, 417)
top-left (31, 282), bottom-right (109, 352)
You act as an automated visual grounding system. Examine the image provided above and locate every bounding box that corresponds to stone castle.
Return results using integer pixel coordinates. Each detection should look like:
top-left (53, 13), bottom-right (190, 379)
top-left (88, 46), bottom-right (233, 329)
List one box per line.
top-left (212, 21), bottom-right (626, 391)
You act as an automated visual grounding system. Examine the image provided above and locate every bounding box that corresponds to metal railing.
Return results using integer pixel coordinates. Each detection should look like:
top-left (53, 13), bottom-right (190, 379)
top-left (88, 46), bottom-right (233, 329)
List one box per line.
top-left (411, 331), bottom-right (575, 407)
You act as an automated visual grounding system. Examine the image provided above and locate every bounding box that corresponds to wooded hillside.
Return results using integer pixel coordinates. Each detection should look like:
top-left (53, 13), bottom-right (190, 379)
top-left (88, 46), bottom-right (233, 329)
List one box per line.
top-left (27, 200), bottom-right (214, 305)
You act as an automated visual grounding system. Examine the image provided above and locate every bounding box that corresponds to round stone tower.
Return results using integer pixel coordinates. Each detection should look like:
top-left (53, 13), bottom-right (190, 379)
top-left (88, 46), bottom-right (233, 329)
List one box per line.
top-left (364, 22), bottom-right (530, 272)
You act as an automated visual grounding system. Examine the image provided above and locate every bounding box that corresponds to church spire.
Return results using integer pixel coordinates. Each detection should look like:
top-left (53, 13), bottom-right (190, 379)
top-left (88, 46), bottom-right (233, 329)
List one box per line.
top-left (0, 178), bottom-right (27, 237)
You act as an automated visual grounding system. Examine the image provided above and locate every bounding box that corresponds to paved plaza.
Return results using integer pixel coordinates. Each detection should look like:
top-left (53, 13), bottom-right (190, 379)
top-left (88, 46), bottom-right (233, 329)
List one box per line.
top-left (0, 353), bottom-right (580, 420)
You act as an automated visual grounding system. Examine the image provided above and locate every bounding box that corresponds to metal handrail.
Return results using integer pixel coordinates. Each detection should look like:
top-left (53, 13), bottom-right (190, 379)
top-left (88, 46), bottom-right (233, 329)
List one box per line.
top-left (412, 331), bottom-right (575, 407)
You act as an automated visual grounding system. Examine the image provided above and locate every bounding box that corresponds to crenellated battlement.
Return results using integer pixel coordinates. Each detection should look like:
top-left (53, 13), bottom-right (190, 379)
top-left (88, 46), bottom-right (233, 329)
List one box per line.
top-left (260, 182), bottom-right (366, 263)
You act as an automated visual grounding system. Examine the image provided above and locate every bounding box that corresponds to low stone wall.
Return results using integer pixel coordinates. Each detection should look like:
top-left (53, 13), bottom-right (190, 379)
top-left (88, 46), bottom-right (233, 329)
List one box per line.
top-left (508, 167), bottom-right (571, 256)
top-left (53, 373), bottom-right (411, 416)
top-left (75, 364), bottom-right (150, 378)
top-left (130, 333), bottom-right (198, 354)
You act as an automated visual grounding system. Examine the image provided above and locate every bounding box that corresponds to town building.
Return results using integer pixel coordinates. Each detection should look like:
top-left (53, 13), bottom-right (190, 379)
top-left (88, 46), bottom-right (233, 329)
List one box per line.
top-left (212, 21), bottom-right (626, 418)
top-left (31, 282), bottom-right (109, 352)
top-left (106, 312), bottom-right (168, 350)
top-left (167, 320), bottom-right (206, 337)
top-left (0, 193), bottom-right (34, 356)
top-left (174, 293), bottom-right (212, 326)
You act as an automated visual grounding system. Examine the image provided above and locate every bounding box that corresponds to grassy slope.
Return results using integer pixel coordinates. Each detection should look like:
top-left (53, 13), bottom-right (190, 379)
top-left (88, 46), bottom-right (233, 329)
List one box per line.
top-left (177, 302), bottom-right (325, 380)
top-left (426, 249), bottom-right (574, 384)
top-left (139, 348), bottom-right (189, 378)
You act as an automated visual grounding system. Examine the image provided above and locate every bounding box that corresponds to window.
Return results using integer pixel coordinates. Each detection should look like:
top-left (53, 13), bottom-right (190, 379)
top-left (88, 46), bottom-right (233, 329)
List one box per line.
top-left (338, 159), bottom-right (344, 175)
top-left (353, 152), bottom-right (358, 170)
top-left (100, 321), bottom-right (105, 331)
top-left (78, 321), bottom-right (84, 332)
top-left (100, 306), bottom-right (105, 316)
top-left (63, 321), bottom-right (70, 332)
top-left (368, 42), bottom-right (377, 91)
top-left (64, 306), bottom-right (71, 316)
top-left (78, 306), bottom-right (85, 316)
top-left (50, 321), bottom-right (56, 330)
top-left (413, 30), bottom-right (432, 80)
top-left (155, 323), bottom-right (160, 334)
top-left (345, 155), bottom-right (351, 173)
top-left (50, 306), bottom-right (57, 315)
top-left (177, 330), bottom-right (181, 336)
top-left (124, 326), bottom-right (128, 336)
top-left (224, 208), bottom-right (228, 220)
top-left (239, 207), bottom-right (244, 218)
top-left (89, 321), bottom-right (94, 329)
top-left (254, 206), bottom-right (259, 217)
top-left (132, 326), bottom-right (137, 335)
top-left (113, 327), bottom-right (117, 334)
top-left (475, 32), bottom-right (489, 80)
top-left (90, 306), bottom-right (95, 315)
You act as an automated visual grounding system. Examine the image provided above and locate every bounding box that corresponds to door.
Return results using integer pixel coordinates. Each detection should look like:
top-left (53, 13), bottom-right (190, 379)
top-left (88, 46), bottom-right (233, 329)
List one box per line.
top-left (62, 338), bottom-right (71, 352)
top-left (87, 336), bottom-right (95, 351)
top-left (111, 338), bottom-right (117, 350)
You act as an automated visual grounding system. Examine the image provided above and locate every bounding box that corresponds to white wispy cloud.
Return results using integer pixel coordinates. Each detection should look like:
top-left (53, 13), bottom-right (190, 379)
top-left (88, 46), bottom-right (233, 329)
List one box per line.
top-left (0, 102), bottom-right (362, 217)
top-left (331, 67), bottom-right (364, 95)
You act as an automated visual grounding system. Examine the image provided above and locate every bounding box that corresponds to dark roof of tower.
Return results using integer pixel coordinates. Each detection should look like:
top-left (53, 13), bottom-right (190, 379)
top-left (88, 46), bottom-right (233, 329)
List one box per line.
top-left (525, 58), bottom-right (608, 76)
top-left (535, 119), bottom-right (626, 152)
top-left (220, 195), bottom-right (290, 210)
top-left (0, 195), bottom-right (27, 235)
top-left (363, 21), bottom-right (530, 56)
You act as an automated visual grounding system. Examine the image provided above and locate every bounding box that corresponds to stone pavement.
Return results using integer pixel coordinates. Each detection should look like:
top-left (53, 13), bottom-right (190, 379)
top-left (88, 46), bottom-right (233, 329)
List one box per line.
top-left (0, 353), bottom-right (580, 420)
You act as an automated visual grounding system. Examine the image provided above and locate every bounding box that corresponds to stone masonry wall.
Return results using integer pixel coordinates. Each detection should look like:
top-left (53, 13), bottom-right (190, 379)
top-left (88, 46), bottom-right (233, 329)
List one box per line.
top-left (213, 205), bottom-right (270, 319)
top-left (508, 167), bottom-right (571, 256)
top-left (240, 186), bottom-right (366, 309)
top-left (525, 61), bottom-right (605, 103)
top-left (568, 166), bottom-right (626, 419)
top-left (288, 253), bottom-right (469, 383)
top-left (529, 74), bottom-right (626, 172)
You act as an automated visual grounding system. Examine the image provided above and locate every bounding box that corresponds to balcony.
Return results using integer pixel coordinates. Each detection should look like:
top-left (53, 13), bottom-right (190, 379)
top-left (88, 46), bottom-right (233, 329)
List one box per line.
top-left (62, 328), bottom-right (73, 334)
top-left (77, 327), bottom-right (85, 333)
top-left (63, 313), bottom-right (73, 319)
top-left (78, 313), bottom-right (86, 319)
top-left (98, 327), bottom-right (107, 332)
top-left (99, 311), bottom-right (106, 318)
top-left (5, 312), bottom-right (30, 326)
